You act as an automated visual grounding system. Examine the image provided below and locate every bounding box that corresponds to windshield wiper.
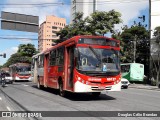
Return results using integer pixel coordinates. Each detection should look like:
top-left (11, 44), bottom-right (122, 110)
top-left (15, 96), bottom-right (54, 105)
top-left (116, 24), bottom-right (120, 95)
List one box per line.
top-left (88, 46), bottom-right (101, 66)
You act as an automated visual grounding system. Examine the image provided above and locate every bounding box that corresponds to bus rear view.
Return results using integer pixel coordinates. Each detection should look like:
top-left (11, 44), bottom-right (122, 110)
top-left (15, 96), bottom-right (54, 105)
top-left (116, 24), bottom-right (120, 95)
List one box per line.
top-left (121, 63), bottom-right (144, 82)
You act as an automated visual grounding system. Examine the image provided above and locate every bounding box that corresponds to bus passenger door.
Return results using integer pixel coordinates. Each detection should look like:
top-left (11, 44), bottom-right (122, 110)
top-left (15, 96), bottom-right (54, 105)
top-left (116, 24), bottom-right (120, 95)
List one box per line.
top-left (44, 53), bottom-right (49, 87)
top-left (65, 45), bottom-right (75, 90)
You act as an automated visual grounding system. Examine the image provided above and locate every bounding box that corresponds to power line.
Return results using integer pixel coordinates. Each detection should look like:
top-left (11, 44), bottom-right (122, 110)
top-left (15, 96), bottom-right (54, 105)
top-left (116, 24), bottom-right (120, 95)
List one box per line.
top-left (0, 35), bottom-right (37, 36)
top-left (0, 2), bottom-right (63, 6)
top-left (0, 37), bottom-right (59, 41)
top-left (0, 0), bottom-right (149, 7)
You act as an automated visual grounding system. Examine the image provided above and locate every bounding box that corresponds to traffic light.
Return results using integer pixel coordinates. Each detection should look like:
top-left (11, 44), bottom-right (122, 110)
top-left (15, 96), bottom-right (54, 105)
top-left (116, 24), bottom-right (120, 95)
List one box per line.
top-left (3, 53), bottom-right (6, 58)
top-left (143, 15), bottom-right (145, 22)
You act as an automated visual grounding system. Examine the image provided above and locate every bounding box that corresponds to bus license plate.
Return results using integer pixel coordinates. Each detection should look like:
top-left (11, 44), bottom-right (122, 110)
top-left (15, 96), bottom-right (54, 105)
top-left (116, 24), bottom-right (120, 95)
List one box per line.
top-left (99, 86), bottom-right (105, 89)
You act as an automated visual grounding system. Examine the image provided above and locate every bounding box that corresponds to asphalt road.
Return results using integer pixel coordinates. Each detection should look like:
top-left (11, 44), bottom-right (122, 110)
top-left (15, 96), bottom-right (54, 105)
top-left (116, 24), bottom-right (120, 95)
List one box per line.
top-left (0, 81), bottom-right (160, 120)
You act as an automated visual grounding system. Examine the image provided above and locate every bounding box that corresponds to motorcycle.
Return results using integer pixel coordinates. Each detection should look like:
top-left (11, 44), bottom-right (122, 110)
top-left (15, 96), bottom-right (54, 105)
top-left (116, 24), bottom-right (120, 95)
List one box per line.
top-left (1, 77), bottom-right (6, 87)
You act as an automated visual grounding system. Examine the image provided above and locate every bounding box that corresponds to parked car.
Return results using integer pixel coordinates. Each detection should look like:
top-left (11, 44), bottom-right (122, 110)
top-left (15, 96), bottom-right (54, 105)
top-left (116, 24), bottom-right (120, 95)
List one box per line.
top-left (4, 73), bottom-right (13, 84)
top-left (121, 78), bottom-right (130, 89)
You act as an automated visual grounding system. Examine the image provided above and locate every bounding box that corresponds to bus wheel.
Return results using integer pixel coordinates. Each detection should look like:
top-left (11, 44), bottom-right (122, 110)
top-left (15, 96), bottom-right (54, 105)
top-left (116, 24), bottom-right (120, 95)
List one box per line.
top-left (59, 82), bottom-right (65, 97)
top-left (92, 92), bottom-right (101, 97)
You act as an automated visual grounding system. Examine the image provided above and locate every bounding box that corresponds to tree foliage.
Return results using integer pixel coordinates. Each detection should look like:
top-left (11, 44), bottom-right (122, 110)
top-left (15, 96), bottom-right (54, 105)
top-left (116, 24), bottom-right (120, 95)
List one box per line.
top-left (153, 26), bottom-right (160, 37)
top-left (56, 10), bottom-right (122, 42)
top-left (3, 44), bottom-right (37, 67)
top-left (86, 10), bottom-right (122, 35)
top-left (112, 21), bottom-right (150, 77)
top-left (18, 43), bottom-right (37, 57)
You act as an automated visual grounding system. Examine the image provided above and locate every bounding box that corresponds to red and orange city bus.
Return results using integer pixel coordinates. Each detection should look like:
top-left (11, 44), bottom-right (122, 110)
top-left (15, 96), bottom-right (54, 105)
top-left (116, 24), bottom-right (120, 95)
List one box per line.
top-left (9, 63), bottom-right (32, 81)
top-left (32, 35), bottom-right (121, 96)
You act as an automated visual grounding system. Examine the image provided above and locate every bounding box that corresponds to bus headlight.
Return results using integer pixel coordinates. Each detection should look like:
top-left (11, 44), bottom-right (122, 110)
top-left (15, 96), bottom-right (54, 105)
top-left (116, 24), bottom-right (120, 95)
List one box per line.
top-left (82, 80), bottom-right (84, 83)
top-left (86, 81), bottom-right (89, 85)
top-left (78, 77), bottom-right (81, 81)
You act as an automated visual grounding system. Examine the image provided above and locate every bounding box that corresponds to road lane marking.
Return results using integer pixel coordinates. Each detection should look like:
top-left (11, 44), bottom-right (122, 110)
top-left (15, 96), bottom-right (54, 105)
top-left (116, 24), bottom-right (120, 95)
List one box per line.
top-left (6, 106), bottom-right (11, 111)
top-left (0, 97), bottom-right (2, 100)
top-left (23, 84), bottom-right (29, 86)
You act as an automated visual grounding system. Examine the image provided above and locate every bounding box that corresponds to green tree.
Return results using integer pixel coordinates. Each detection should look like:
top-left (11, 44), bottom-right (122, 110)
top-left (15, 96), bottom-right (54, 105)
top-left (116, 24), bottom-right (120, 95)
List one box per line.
top-left (57, 10), bottom-right (122, 41)
top-left (3, 44), bottom-right (37, 67)
top-left (153, 26), bottom-right (160, 37)
top-left (150, 26), bottom-right (160, 85)
top-left (0, 65), bottom-right (2, 69)
top-left (18, 43), bottom-right (37, 57)
top-left (86, 10), bottom-right (122, 35)
top-left (112, 21), bottom-right (149, 78)
top-left (56, 12), bottom-right (91, 43)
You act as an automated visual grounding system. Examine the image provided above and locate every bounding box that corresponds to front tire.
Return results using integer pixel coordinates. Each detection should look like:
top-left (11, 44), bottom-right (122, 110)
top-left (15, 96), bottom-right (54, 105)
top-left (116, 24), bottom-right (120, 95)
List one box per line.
top-left (123, 86), bottom-right (128, 89)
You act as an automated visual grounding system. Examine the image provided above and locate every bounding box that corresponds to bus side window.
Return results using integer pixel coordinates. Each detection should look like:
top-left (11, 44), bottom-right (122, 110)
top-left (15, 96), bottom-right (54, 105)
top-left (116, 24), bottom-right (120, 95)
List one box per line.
top-left (40, 55), bottom-right (44, 67)
top-left (50, 50), bottom-right (56, 66)
top-left (56, 47), bottom-right (64, 65)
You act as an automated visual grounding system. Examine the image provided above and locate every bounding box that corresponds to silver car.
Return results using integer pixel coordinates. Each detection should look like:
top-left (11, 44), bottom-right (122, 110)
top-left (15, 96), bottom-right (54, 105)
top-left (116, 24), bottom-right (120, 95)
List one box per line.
top-left (121, 78), bottom-right (130, 89)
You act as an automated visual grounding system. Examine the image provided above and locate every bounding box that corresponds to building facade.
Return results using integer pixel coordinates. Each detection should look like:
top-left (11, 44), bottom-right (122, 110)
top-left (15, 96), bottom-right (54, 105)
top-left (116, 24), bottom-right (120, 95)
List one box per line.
top-left (150, 0), bottom-right (160, 38)
top-left (38, 16), bottom-right (66, 52)
top-left (71, 0), bottom-right (96, 23)
top-left (149, 0), bottom-right (160, 85)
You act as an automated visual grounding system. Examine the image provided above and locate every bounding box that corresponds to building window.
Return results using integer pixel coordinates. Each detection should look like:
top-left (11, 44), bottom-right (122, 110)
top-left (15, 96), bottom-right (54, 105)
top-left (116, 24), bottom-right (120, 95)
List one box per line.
top-left (52, 30), bottom-right (57, 34)
top-left (52, 26), bottom-right (57, 29)
top-left (52, 35), bottom-right (57, 38)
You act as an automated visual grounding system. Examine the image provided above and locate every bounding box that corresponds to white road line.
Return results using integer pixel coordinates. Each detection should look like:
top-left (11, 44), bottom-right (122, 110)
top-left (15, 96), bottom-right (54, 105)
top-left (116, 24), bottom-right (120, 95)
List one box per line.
top-left (0, 97), bottom-right (2, 101)
top-left (23, 84), bottom-right (29, 86)
top-left (6, 106), bottom-right (11, 111)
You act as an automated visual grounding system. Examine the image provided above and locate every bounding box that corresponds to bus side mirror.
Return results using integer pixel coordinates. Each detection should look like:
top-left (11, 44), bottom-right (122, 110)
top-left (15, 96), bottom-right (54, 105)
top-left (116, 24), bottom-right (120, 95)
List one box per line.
top-left (74, 48), bottom-right (78, 57)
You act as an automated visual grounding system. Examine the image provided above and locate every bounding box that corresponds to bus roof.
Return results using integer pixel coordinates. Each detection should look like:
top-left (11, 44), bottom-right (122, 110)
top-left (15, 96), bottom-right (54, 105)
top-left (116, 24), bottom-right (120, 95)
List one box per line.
top-left (32, 51), bottom-right (44, 58)
top-left (34, 35), bottom-right (120, 56)
top-left (9, 63), bottom-right (30, 67)
top-left (121, 63), bottom-right (144, 66)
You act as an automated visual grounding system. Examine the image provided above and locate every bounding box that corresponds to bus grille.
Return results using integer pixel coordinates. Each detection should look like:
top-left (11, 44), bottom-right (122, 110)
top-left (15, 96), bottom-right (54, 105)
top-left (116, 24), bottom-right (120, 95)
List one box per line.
top-left (90, 81), bottom-right (113, 85)
top-left (91, 86), bottom-right (112, 90)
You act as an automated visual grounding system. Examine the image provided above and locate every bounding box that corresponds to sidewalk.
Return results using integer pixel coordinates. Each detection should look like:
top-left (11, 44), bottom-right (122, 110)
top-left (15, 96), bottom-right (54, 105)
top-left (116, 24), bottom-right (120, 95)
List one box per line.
top-left (129, 84), bottom-right (160, 91)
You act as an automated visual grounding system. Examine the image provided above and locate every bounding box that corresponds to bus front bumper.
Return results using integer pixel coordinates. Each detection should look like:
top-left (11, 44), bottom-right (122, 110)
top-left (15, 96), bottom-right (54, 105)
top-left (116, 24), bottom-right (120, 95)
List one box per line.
top-left (74, 81), bottom-right (121, 93)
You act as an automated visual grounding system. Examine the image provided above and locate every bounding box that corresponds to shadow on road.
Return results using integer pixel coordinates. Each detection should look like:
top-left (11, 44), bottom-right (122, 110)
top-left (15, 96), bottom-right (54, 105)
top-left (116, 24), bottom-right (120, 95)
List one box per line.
top-left (65, 93), bottom-right (116, 101)
top-left (31, 85), bottom-right (116, 101)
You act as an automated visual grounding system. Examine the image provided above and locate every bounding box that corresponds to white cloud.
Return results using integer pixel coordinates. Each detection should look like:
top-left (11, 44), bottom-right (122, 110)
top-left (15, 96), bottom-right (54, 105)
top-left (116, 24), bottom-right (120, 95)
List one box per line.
top-left (2, 0), bottom-right (70, 24)
top-left (96, 0), bottom-right (149, 31)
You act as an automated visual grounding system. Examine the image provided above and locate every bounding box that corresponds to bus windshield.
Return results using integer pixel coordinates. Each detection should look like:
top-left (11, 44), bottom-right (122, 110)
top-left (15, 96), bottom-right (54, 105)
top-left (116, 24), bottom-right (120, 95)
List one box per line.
top-left (121, 65), bottom-right (130, 73)
top-left (77, 47), bottom-right (120, 73)
top-left (16, 66), bottom-right (31, 74)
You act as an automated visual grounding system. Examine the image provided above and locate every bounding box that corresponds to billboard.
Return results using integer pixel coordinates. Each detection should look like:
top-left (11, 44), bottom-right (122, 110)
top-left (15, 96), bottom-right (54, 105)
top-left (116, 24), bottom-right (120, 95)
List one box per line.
top-left (1, 11), bottom-right (39, 33)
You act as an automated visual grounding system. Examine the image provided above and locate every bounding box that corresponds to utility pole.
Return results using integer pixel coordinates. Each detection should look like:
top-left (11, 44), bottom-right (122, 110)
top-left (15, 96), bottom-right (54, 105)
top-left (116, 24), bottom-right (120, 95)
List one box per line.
top-left (93, 0), bottom-right (96, 13)
top-left (133, 35), bottom-right (137, 63)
